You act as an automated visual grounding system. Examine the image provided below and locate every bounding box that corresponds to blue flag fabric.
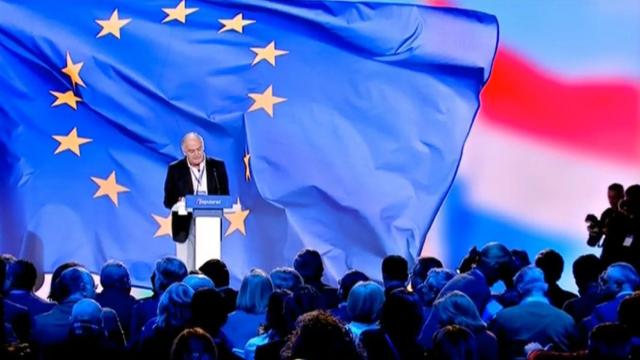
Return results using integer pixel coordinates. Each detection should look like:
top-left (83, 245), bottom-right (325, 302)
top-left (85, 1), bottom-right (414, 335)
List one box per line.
top-left (0, 0), bottom-right (498, 286)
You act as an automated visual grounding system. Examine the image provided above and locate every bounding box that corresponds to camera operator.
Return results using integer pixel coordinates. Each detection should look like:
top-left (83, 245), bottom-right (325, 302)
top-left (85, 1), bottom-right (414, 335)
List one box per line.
top-left (586, 183), bottom-right (625, 264)
top-left (589, 184), bottom-right (640, 270)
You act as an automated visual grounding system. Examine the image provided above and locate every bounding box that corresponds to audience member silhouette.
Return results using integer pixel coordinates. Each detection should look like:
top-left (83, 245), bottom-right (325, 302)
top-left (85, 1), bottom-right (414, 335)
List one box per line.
top-left (431, 325), bottom-right (478, 360)
top-left (130, 256), bottom-right (187, 342)
top-left (183, 274), bottom-right (215, 291)
top-left (415, 268), bottom-right (455, 317)
top-left (95, 260), bottom-right (136, 341)
top-left (418, 242), bottom-right (512, 349)
top-left (409, 256), bottom-right (443, 293)
top-left (535, 249), bottom-right (578, 309)
top-left (528, 323), bottom-right (631, 360)
top-left (199, 259), bottom-right (238, 314)
top-left (5, 260), bottom-right (54, 318)
top-left (32, 266), bottom-right (124, 358)
top-left (362, 290), bottom-right (424, 360)
top-left (222, 269), bottom-right (273, 356)
top-left (244, 289), bottom-right (292, 360)
top-left (432, 291), bottom-right (497, 360)
top-left (269, 267), bottom-right (303, 292)
top-left (346, 280), bottom-right (384, 342)
top-left (562, 254), bottom-right (605, 322)
top-left (488, 266), bottom-right (575, 359)
top-left (617, 292), bottom-right (640, 358)
top-left (332, 269), bottom-right (370, 323)
top-left (382, 255), bottom-right (410, 296)
top-left (190, 288), bottom-right (239, 360)
top-left (280, 310), bottom-right (363, 360)
top-left (582, 262), bottom-right (639, 334)
top-left (293, 249), bottom-right (339, 309)
top-left (137, 282), bottom-right (194, 360)
top-left (170, 327), bottom-right (218, 360)
top-left (48, 299), bottom-right (123, 360)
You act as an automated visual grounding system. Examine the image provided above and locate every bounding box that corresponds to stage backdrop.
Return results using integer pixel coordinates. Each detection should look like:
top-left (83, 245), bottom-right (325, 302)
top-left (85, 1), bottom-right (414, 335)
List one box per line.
top-left (422, 0), bottom-right (640, 291)
top-left (0, 0), bottom-right (497, 286)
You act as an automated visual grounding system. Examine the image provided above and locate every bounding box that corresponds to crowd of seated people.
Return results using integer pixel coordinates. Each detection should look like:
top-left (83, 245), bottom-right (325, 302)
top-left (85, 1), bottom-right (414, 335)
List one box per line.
top-left (1, 183), bottom-right (639, 359)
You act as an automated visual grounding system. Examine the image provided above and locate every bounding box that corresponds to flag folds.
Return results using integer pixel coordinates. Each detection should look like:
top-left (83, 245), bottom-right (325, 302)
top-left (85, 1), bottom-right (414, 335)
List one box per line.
top-left (0, 0), bottom-right (497, 285)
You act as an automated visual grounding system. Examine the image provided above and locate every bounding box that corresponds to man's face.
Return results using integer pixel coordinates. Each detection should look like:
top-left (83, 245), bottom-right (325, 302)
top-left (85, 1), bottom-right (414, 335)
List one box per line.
top-left (599, 269), bottom-right (620, 297)
top-left (608, 190), bottom-right (623, 209)
top-left (183, 137), bottom-right (204, 166)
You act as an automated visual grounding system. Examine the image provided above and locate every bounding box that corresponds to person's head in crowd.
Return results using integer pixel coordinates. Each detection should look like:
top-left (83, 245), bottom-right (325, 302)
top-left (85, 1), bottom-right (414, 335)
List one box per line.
top-left (432, 325), bottom-right (478, 360)
top-left (157, 283), bottom-right (194, 330)
top-left (198, 259), bottom-right (230, 289)
top-left (236, 269), bottom-right (273, 314)
top-left (434, 291), bottom-right (487, 334)
top-left (183, 274), bottom-right (214, 291)
top-left (338, 270), bottom-right (370, 303)
top-left (153, 256), bottom-right (188, 294)
top-left (502, 249), bottom-right (530, 289)
top-left (285, 284), bottom-right (323, 328)
top-left (170, 327), bottom-right (218, 360)
top-left (70, 299), bottom-right (104, 337)
top-left (599, 262), bottom-right (640, 299)
top-left (191, 288), bottom-right (228, 334)
top-left (476, 242), bottom-right (513, 286)
top-left (588, 323), bottom-right (631, 360)
top-left (48, 261), bottom-right (83, 302)
top-left (514, 265), bottom-right (547, 300)
top-left (381, 255), bottom-right (409, 290)
top-left (510, 249), bottom-right (531, 270)
top-left (270, 267), bottom-right (304, 292)
top-left (280, 310), bottom-right (362, 360)
top-left (347, 281), bottom-right (384, 325)
top-left (410, 256), bottom-right (443, 291)
top-left (608, 183), bottom-right (625, 209)
top-left (535, 249), bottom-right (565, 286)
top-left (293, 249), bottom-right (325, 285)
top-left (0, 254), bottom-right (16, 294)
top-left (624, 184), bottom-right (640, 216)
top-left (417, 268), bottom-right (455, 307)
top-left (59, 266), bottom-right (97, 302)
top-left (262, 289), bottom-right (293, 338)
top-left (380, 290), bottom-right (424, 344)
top-left (99, 260), bottom-right (131, 294)
top-left (618, 292), bottom-right (640, 336)
top-left (7, 259), bottom-right (38, 292)
top-left (572, 254), bottom-right (604, 294)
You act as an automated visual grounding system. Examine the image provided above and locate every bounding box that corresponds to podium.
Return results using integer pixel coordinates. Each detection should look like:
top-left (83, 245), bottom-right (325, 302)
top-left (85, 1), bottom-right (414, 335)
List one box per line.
top-left (184, 195), bottom-right (233, 269)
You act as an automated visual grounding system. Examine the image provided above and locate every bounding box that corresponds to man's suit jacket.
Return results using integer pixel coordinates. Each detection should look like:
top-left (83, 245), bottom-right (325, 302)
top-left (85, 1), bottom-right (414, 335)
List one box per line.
top-left (6, 290), bottom-right (55, 318)
top-left (163, 157), bottom-right (229, 242)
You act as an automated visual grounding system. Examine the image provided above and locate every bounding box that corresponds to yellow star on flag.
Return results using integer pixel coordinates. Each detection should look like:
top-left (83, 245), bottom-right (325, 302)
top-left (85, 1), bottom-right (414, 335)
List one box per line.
top-left (152, 213), bottom-right (172, 237)
top-left (248, 85), bottom-right (286, 117)
top-left (243, 150), bottom-right (251, 182)
top-left (224, 198), bottom-right (250, 236)
top-left (218, 13), bottom-right (255, 33)
top-left (96, 9), bottom-right (132, 39)
top-left (50, 90), bottom-right (82, 110)
top-left (52, 127), bottom-right (92, 156)
top-left (91, 171), bottom-right (130, 207)
top-left (162, 0), bottom-right (198, 24)
top-left (61, 52), bottom-right (86, 88)
top-left (251, 41), bottom-right (288, 66)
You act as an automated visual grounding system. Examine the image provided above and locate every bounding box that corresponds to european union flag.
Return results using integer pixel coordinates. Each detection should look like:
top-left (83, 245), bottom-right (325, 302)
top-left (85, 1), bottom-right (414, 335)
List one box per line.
top-left (0, 0), bottom-right (498, 286)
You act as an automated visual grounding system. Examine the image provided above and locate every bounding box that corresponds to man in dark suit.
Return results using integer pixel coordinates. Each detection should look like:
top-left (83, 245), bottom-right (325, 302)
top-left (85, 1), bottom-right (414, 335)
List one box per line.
top-left (5, 259), bottom-right (55, 318)
top-left (163, 132), bottom-right (229, 269)
top-left (581, 262), bottom-right (639, 336)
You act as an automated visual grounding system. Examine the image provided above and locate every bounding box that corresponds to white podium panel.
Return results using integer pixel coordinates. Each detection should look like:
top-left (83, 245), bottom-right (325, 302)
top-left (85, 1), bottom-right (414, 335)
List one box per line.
top-left (194, 214), bottom-right (222, 269)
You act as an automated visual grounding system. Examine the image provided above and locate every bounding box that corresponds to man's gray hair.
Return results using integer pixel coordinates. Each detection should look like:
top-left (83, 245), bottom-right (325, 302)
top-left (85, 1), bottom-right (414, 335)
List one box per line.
top-left (180, 132), bottom-right (205, 151)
